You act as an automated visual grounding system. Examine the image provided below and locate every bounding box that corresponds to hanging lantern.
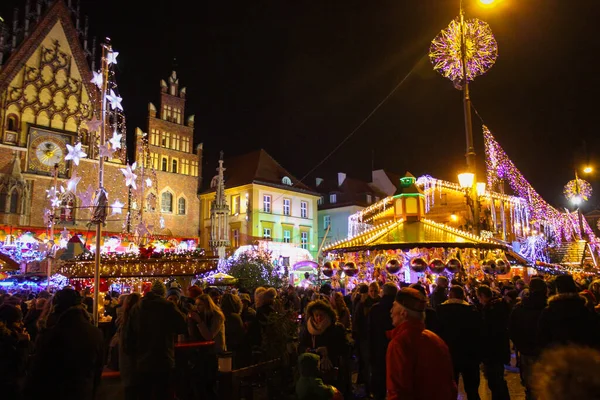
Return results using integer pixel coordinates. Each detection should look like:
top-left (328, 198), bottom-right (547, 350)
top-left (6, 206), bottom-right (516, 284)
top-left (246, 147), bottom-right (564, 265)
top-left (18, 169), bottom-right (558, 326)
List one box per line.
top-left (343, 261), bottom-right (358, 277)
top-left (495, 259), bottom-right (509, 275)
top-left (322, 261), bottom-right (334, 278)
top-left (429, 258), bottom-right (445, 274)
top-left (445, 258), bottom-right (462, 273)
top-left (482, 259), bottom-right (496, 274)
top-left (410, 257), bottom-right (428, 273)
top-left (386, 258), bottom-right (402, 274)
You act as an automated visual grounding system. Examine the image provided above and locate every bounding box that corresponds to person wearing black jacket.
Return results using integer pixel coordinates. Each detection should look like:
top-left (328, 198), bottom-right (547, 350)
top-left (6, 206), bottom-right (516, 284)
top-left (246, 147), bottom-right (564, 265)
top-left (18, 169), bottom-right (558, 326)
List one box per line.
top-left (537, 274), bottom-right (600, 351)
top-left (477, 285), bottom-right (511, 400)
top-left (437, 285), bottom-right (483, 400)
top-left (367, 283), bottom-right (398, 400)
top-left (124, 280), bottom-right (187, 399)
top-left (430, 276), bottom-right (449, 310)
top-left (509, 278), bottom-right (547, 400)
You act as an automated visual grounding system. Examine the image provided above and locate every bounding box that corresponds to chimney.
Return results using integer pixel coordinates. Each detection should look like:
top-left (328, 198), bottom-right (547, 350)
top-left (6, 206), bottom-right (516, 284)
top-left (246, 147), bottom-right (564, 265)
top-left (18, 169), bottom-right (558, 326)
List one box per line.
top-left (337, 172), bottom-right (346, 187)
top-left (315, 177), bottom-right (323, 187)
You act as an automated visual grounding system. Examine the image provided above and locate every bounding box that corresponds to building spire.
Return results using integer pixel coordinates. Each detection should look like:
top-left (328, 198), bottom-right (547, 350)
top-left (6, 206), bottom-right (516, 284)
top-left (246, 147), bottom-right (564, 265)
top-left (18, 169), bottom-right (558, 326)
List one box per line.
top-left (209, 151), bottom-right (230, 260)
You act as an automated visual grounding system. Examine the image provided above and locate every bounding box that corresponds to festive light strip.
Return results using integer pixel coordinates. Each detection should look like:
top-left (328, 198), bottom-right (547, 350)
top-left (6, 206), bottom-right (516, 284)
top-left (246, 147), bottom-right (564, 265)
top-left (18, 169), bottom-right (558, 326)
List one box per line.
top-left (324, 220), bottom-right (399, 251)
top-left (483, 125), bottom-right (600, 258)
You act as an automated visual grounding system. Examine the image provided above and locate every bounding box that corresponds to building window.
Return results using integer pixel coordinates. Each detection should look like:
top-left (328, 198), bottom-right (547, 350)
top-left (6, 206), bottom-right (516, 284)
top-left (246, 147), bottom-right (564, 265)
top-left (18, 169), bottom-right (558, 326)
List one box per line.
top-left (232, 229), bottom-right (240, 247)
top-left (172, 134), bottom-right (180, 150)
top-left (178, 197), bottom-right (186, 215)
top-left (330, 194), bottom-right (337, 204)
top-left (283, 199), bottom-right (290, 216)
top-left (9, 191), bottom-right (19, 214)
top-left (232, 195), bottom-right (241, 214)
top-left (59, 193), bottom-right (75, 222)
top-left (324, 215), bottom-right (330, 229)
top-left (181, 159), bottom-right (189, 175)
top-left (317, 196), bottom-right (324, 206)
top-left (263, 195), bottom-right (271, 213)
top-left (300, 201), bottom-right (308, 218)
top-left (6, 114), bottom-right (18, 131)
top-left (0, 190), bottom-right (7, 212)
top-left (191, 160), bottom-right (198, 177)
top-left (301, 232), bottom-right (308, 249)
top-left (151, 153), bottom-right (159, 169)
top-left (441, 193), bottom-right (448, 206)
top-left (263, 228), bottom-right (271, 239)
top-left (161, 158), bottom-right (168, 172)
top-left (283, 229), bottom-right (291, 243)
top-left (366, 194), bottom-right (372, 203)
top-left (172, 159), bottom-right (178, 173)
top-left (161, 192), bottom-right (173, 213)
top-left (182, 136), bottom-right (190, 153)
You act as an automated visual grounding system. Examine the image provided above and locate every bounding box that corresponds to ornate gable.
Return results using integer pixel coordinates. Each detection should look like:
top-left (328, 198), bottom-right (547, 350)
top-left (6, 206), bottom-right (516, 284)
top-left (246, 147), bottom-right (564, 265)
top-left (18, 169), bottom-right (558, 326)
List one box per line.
top-left (0, 0), bottom-right (97, 146)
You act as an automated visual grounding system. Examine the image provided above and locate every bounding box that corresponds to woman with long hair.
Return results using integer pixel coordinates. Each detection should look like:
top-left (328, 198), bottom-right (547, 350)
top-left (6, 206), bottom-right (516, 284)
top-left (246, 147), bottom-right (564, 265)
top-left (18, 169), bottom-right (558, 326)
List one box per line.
top-left (220, 293), bottom-right (246, 367)
top-left (298, 299), bottom-right (350, 397)
top-left (330, 292), bottom-right (351, 329)
top-left (189, 294), bottom-right (225, 352)
top-left (119, 293), bottom-right (141, 400)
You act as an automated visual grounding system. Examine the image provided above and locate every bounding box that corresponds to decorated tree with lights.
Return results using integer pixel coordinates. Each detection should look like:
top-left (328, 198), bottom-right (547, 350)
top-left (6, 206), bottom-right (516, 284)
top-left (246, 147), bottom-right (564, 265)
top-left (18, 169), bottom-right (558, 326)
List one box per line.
top-left (226, 249), bottom-right (283, 290)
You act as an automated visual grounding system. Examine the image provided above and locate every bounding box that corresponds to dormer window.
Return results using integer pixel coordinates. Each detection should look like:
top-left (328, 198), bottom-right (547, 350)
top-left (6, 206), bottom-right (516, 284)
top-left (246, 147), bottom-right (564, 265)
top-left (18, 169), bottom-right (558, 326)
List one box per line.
top-left (330, 194), bottom-right (337, 204)
top-left (282, 176), bottom-right (292, 186)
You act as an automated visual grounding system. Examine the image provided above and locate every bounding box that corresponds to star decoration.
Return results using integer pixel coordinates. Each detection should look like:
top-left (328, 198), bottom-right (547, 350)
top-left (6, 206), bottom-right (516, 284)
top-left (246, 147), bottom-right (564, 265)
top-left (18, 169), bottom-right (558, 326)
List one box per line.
top-left (46, 186), bottom-right (57, 199)
top-left (109, 130), bottom-right (123, 149)
top-left (110, 199), bottom-right (124, 215)
top-left (50, 196), bottom-right (61, 208)
top-left (86, 116), bottom-right (102, 133)
top-left (66, 170), bottom-right (81, 193)
top-left (145, 177), bottom-right (153, 188)
top-left (78, 185), bottom-right (95, 209)
top-left (65, 142), bottom-right (87, 166)
top-left (121, 162), bottom-right (138, 190)
top-left (135, 222), bottom-right (150, 237)
top-left (60, 227), bottom-right (70, 240)
top-left (107, 51), bottom-right (119, 65)
top-left (98, 144), bottom-right (116, 159)
top-left (106, 89), bottom-right (123, 111)
top-left (91, 71), bottom-right (103, 89)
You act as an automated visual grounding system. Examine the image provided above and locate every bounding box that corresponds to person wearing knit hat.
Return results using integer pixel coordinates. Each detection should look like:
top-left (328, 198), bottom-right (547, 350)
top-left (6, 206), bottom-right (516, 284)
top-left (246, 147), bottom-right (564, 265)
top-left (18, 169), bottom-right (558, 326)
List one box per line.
top-left (386, 288), bottom-right (457, 400)
top-left (150, 280), bottom-right (166, 297)
top-left (187, 285), bottom-right (203, 300)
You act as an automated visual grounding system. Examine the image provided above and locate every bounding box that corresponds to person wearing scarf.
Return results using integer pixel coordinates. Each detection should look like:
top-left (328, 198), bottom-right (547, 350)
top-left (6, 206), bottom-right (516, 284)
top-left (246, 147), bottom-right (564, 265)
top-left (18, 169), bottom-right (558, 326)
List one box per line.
top-left (299, 300), bottom-right (350, 397)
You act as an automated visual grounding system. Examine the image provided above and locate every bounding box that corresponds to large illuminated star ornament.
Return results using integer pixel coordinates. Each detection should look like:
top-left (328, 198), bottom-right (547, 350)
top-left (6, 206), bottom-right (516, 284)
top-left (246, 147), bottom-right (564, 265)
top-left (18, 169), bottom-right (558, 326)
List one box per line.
top-left (65, 142), bottom-right (87, 165)
top-left (46, 186), bottom-right (57, 199)
top-left (50, 195), bottom-right (61, 208)
top-left (109, 130), bottom-right (123, 149)
top-left (98, 144), bottom-right (116, 159)
top-left (107, 51), bottom-right (119, 65)
top-left (121, 162), bottom-right (138, 190)
top-left (86, 116), bottom-right (102, 133)
top-left (66, 170), bottom-right (81, 193)
top-left (91, 71), bottom-right (103, 89)
top-left (106, 89), bottom-right (123, 111)
top-left (110, 199), bottom-right (124, 215)
top-left (145, 177), bottom-right (153, 188)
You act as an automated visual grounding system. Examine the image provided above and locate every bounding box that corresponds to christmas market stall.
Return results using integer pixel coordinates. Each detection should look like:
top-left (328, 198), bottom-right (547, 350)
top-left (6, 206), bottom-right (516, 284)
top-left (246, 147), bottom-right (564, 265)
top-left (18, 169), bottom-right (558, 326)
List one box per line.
top-left (323, 174), bottom-right (528, 289)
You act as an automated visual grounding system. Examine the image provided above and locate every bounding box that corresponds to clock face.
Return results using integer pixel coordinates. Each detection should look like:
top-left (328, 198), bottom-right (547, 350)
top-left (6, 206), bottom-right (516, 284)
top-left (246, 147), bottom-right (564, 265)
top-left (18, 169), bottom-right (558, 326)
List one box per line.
top-left (27, 128), bottom-right (72, 177)
top-left (35, 140), bottom-right (64, 166)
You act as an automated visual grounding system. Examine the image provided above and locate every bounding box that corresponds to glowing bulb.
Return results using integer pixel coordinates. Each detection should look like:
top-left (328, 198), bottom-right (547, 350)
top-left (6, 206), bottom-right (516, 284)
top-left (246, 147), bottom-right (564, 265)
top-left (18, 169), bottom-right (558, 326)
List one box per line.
top-left (583, 166), bottom-right (593, 174)
top-left (479, 0), bottom-right (496, 4)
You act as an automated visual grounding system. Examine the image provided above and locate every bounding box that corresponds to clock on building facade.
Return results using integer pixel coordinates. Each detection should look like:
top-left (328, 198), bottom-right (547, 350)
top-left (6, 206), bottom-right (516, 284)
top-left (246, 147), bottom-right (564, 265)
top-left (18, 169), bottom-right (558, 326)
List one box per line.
top-left (27, 126), bottom-right (73, 177)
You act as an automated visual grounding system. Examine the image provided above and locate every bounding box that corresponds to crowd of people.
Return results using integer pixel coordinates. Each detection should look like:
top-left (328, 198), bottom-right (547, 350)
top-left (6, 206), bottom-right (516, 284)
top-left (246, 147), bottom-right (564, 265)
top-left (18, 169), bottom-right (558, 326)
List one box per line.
top-left (1, 272), bottom-right (600, 399)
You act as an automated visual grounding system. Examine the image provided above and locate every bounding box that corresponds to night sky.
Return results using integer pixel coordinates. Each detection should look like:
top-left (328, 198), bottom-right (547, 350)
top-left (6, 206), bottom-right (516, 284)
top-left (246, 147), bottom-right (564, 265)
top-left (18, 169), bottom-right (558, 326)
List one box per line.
top-left (2, 0), bottom-right (599, 211)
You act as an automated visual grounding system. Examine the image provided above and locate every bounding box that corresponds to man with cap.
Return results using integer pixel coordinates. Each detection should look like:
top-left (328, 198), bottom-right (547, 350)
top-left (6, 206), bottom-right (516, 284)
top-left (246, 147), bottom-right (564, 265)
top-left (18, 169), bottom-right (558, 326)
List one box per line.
top-left (537, 274), bottom-right (600, 351)
top-left (509, 277), bottom-right (547, 400)
top-left (124, 280), bottom-right (187, 399)
top-left (386, 288), bottom-right (457, 400)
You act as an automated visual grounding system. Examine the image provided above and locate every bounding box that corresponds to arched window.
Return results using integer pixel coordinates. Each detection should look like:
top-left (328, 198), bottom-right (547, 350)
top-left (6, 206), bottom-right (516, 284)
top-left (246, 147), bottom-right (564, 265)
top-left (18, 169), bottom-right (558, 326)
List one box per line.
top-left (162, 158), bottom-right (168, 172)
top-left (172, 159), bottom-right (178, 174)
top-left (178, 197), bottom-right (186, 215)
top-left (161, 192), bottom-right (173, 213)
top-left (59, 193), bottom-right (75, 222)
top-left (9, 190), bottom-right (19, 214)
top-left (6, 114), bottom-right (18, 131)
top-left (0, 188), bottom-right (7, 212)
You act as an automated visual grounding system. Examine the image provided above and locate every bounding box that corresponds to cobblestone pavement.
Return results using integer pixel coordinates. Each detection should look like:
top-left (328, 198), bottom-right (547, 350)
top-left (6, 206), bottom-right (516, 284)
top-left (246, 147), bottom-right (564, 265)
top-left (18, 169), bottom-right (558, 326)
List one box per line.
top-left (458, 364), bottom-right (526, 400)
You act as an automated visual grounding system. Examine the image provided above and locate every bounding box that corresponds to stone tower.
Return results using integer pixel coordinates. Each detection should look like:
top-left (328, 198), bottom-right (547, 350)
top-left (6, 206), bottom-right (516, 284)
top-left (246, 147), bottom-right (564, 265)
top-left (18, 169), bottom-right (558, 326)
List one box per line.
top-left (209, 152), bottom-right (230, 259)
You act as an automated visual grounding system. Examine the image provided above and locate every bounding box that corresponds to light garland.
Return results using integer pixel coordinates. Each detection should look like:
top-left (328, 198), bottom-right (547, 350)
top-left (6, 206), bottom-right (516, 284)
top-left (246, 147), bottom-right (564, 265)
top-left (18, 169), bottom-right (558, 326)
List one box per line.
top-left (563, 178), bottom-right (592, 202)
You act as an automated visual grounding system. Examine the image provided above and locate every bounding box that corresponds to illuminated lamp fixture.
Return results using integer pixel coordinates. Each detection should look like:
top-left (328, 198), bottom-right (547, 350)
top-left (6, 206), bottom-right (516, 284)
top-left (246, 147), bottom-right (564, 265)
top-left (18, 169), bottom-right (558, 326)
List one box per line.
top-left (458, 172), bottom-right (475, 189)
top-left (322, 261), bottom-right (334, 278)
top-left (343, 261), bottom-right (358, 277)
top-left (386, 259), bottom-right (402, 274)
top-left (429, 258), bottom-right (445, 274)
top-left (584, 166), bottom-right (593, 174)
top-left (450, 214), bottom-right (458, 222)
top-left (476, 182), bottom-right (486, 196)
top-left (445, 258), bottom-right (462, 273)
top-left (410, 257), bottom-right (428, 273)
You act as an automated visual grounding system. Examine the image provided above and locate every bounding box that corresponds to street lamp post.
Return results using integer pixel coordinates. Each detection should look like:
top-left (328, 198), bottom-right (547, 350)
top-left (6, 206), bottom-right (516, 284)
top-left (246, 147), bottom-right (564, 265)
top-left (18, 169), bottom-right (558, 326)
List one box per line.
top-left (459, 0), bottom-right (479, 235)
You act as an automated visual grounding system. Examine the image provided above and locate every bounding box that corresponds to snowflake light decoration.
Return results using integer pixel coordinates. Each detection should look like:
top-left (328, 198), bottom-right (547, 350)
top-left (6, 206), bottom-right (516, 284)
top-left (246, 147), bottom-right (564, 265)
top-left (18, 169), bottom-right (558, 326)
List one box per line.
top-left (563, 178), bottom-right (592, 202)
top-left (429, 17), bottom-right (498, 89)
